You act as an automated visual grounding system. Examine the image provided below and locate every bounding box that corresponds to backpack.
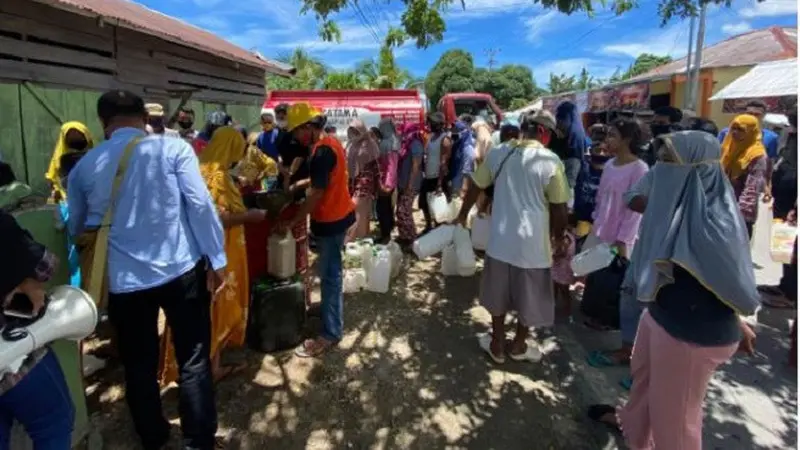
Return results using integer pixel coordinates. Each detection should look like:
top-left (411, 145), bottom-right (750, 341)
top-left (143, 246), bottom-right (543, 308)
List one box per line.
top-left (447, 121), bottom-right (473, 182)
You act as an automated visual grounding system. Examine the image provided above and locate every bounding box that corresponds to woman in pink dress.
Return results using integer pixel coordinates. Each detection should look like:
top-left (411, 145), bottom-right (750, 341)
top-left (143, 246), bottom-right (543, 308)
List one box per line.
top-left (584, 117), bottom-right (649, 368)
top-left (346, 119), bottom-right (380, 241)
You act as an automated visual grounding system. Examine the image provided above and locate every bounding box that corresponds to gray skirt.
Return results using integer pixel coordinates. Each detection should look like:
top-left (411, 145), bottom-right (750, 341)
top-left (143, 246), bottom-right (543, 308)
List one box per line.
top-left (480, 256), bottom-right (555, 328)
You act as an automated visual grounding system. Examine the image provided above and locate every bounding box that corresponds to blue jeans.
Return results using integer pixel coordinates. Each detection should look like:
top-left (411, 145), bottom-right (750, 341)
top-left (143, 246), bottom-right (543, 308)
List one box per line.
top-left (0, 350), bottom-right (75, 450)
top-left (316, 233), bottom-right (346, 342)
top-left (620, 266), bottom-right (646, 345)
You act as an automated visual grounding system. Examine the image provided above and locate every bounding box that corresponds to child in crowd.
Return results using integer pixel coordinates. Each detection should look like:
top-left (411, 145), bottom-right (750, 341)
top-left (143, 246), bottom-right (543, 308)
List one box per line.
top-left (573, 124), bottom-right (609, 250)
top-left (551, 230), bottom-right (576, 322)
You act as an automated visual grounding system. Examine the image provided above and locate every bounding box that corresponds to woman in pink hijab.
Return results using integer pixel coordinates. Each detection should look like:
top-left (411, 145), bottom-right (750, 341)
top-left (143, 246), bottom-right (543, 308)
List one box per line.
top-left (346, 119), bottom-right (380, 241)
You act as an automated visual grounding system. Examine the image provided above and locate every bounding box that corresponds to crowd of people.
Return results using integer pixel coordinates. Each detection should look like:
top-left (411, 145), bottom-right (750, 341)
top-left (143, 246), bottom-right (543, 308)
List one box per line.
top-left (0, 87), bottom-right (796, 450)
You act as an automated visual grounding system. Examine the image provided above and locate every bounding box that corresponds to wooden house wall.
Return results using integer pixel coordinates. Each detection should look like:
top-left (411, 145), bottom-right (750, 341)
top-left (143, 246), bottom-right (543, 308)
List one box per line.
top-left (0, 1), bottom-right (269, 191)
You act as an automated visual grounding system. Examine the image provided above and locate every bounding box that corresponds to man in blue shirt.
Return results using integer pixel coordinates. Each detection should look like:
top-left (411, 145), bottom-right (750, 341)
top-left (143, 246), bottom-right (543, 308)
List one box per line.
top-left (718, 99), bottom-right (779, 159)
top-left (68, 90), bottom-right (226, 450)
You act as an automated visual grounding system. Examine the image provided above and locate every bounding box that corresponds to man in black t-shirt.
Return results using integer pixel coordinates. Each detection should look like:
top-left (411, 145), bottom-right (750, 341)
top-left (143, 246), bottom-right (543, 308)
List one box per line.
top-left (274, 103), bottom-right (311, 198)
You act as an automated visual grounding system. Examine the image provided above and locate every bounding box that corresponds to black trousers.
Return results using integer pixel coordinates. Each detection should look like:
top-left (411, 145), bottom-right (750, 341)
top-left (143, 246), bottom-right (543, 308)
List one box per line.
top-left (108, 260), bottom-right (217, 450)
top-left (418, 177), bottom-right (451, 229)
top-left (376, 191), bottom-right (395, 240)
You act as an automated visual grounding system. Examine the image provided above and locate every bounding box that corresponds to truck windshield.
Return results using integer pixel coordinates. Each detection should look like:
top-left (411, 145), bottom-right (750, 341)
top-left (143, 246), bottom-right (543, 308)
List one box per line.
top-left (454, 99), bottom-right (497, 127)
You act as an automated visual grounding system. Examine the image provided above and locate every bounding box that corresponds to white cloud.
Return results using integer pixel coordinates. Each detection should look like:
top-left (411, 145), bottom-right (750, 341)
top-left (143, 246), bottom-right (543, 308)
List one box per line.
top-left (276, 21), bottom-right (385, 52)
top-left (739, 0), bottom-right (798, 18)
top-left (523, 11), bottom-right (561, 42)
top-left (449, 0), bottom-right (536, 19)
top-left (721, 21), bottom-right (753, 35)
top-left (601, 22), bottom-right (688, 59)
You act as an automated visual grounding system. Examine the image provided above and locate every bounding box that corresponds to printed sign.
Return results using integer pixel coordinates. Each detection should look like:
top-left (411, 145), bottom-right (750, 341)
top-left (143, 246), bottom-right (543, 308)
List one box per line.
top-left (722, 96), bottom-right (797, 115)
top-left (610, 83), bottom-right (650, 110)
top-left (323, 107), bottom-right (365, 129)
top-left (588, 90), bottom-right (611, 112)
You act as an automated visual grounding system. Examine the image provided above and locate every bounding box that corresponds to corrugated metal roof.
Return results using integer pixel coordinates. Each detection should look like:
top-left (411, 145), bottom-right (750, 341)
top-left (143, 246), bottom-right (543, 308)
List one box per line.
top-left (629, 26), bottom-right (797, 82)
top-left (710, 58), bottom-right (797, 100)
top-left (32, 0), bottom-right (294, 76)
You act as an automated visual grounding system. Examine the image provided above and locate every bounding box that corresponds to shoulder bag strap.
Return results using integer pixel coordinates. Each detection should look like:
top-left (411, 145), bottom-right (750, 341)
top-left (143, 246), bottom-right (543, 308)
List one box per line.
top-left (88, 137), bottom-right (141, 303)
top-left (492, 143), bottom-right (519, 184)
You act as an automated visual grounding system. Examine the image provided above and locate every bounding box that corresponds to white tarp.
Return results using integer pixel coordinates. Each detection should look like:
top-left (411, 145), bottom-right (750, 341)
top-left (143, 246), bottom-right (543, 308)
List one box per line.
top-left (505, 99), bottom-right (543, 120)
top-left (710, 58), bottom-right (797, 100)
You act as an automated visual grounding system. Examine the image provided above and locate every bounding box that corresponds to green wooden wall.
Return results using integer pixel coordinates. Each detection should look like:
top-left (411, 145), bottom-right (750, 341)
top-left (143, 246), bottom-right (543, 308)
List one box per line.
top-left (0, 82), bottom-right (264, 194)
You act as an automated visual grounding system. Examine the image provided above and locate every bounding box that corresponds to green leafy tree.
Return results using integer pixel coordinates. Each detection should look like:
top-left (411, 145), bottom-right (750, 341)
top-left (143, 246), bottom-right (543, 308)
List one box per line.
top-left (621, 53), bottom-right (672, 79)
top-left (548, 73), bottom-right (577, 94)
top-left (323, 71), bottom-right (364, 89)
top-left (425, 49), bottom-right (476, 107)
top-left (473, 65), bottom-right (542, 110)
top-left (267, 48), bottom-right (327, 90)
top-left (298, 0), bottom-right (739, 49)
top-left (576, 67), bottom-right (603, 90)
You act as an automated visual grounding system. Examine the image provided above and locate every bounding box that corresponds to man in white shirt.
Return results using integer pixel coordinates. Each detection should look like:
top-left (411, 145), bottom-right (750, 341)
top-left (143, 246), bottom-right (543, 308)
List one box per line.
top-left (455, 109), bottom-right (569, 363)
top-left (145, 102), bottom-right (180, 138)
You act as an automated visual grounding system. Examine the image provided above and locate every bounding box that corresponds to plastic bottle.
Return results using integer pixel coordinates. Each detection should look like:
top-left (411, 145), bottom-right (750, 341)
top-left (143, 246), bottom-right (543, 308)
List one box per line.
top-left (412, 225), bottom-right (455, 259)
top-left (268, 232), bottom-right (296, 279)
top-left (366, 247), bottom-right (392, 293)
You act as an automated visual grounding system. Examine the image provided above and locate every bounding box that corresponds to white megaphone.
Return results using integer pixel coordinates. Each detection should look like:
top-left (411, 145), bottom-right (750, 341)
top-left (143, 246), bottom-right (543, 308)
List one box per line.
top-left (0, 285), bottom-right (98, 371)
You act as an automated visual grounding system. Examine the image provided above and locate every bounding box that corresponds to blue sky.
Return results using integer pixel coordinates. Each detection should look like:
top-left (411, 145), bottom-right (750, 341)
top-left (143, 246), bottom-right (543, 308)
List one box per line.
top-left (147, 0), bottom-right (797, 87)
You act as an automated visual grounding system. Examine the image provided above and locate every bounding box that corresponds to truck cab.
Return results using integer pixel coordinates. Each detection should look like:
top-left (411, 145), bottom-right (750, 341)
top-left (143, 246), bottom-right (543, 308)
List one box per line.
top-left (437, 93), bottom-right (503, 127)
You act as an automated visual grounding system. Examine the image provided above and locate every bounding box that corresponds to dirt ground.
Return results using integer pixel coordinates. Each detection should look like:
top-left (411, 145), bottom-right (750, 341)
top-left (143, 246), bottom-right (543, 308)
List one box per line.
top-left (85, 233), bottom-right (613, 450)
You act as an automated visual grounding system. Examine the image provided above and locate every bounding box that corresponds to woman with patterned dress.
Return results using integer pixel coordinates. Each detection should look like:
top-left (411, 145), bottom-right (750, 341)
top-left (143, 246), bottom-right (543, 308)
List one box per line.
top-left (159, 126), bottom-right (266, 385)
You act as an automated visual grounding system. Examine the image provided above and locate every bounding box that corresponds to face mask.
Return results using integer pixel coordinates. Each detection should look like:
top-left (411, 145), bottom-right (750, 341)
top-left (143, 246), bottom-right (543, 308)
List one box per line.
top-left (67, 139), bottom-right (88, 151)
top-left (590, 154), bottom-right (611, 165)
top-left (178, 121), bottom-right (194, 130)
top-left (650, 123), bottom-right (671, 137)
top-left (276, 119), bottom-right (287, 129)
top-left (539, 128), bottom-right (552, 147)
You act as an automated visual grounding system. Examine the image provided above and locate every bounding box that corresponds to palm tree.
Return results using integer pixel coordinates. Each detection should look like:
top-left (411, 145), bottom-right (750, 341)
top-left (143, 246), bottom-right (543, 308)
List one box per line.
top-left (355, 47), bottom-right (417, 89)
top-left (323, 71), bottom-right (364, 90)
top-left (267, 48), bottom-right (327, 90)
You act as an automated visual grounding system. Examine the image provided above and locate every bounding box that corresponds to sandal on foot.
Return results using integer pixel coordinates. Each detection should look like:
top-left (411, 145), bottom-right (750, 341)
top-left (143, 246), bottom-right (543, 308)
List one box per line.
top-left (586, 350), bottom-right (628, 368)
top-left (478, 334), bottom-right (505, 364)
top-left (295, 338), bottom-right (333, 358)
top-left (508, 345), bottom-right (543, 362)
top-left (587, 404), bottom-right (620, 431)
top-left (763, 296), bottom-right (795, 309)
top-left (758, 285), bottom-right (785, 296)
top-left (583, 319), bottom-right (615, 332)
top-left (213, 362), bottom-right (248, 383)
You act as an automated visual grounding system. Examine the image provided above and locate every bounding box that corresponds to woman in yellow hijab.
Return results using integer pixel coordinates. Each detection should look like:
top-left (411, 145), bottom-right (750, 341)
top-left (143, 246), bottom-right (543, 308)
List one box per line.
top-left (159, 126), bottom-right (265, 385)
top-left (721, 114), bottom-right (768, 236)
top-left (46, 121), bottom-right (94, 201)
top-left (233, 132), bottom-right (278, 191)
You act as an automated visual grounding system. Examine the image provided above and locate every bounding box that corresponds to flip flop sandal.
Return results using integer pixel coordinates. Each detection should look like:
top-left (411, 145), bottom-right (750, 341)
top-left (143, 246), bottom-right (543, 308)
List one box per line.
top-left (758, 286), bottom-right (784, 296)
top-left (619, 376), bottom-right (633, 391)
top-left (508, 345), bottom-right (543, 363)
top-left (478, 334), bottom-right (505, 364)
top-left (587, 404), bottom-right (621, 431)
top-left (763, 297), bottom-right (795, 309)
top-left (586, 350), bottom-right (621, 368)
top-left (295, 339), bottom-right (332, 358)
top-left (213, 362), bottom-right (247, 383)
top-left (583, 319), bottom-right (615, 332)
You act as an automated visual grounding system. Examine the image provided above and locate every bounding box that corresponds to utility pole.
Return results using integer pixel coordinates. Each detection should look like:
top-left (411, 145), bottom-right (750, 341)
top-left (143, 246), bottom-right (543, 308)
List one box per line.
top-left (484, 48), bottom-right (500, 70)
top-left (683, 15), bottom-right (696, 110)
top-left (688, 4), bottom-right (707, 112)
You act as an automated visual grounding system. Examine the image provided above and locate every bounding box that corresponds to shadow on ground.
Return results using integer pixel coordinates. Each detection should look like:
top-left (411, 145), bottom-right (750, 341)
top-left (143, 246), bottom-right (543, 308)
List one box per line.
top-left (84, 254), bottom-right (615, 450)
